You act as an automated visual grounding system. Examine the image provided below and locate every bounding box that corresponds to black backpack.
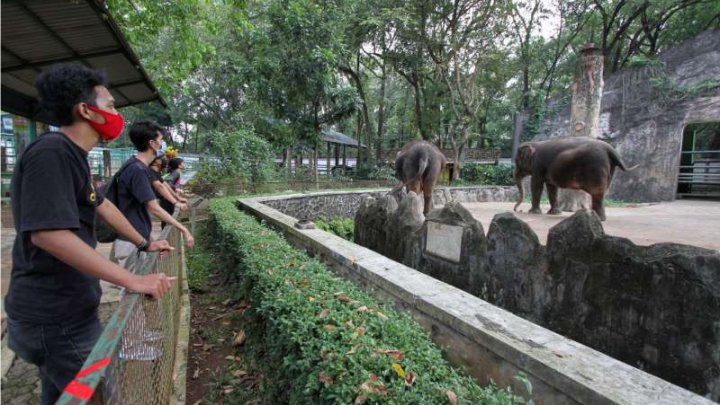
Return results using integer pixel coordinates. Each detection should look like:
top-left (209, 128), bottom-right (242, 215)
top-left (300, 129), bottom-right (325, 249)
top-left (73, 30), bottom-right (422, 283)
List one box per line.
top-left (95, 159), bottom-right (135, 243)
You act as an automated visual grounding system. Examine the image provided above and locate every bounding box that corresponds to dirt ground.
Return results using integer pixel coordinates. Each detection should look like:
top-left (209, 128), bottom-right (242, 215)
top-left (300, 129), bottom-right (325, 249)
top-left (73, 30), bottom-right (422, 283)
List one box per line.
top-left (459, 199), bottom-right (720, 251)
top-left (186, 269), bottom-right (262, 405)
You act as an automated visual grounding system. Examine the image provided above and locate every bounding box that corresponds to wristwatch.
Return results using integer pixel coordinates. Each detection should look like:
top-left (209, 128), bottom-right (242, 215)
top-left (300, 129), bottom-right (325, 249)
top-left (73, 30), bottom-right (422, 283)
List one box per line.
top-left (137, 238), bottom-right (149, 252)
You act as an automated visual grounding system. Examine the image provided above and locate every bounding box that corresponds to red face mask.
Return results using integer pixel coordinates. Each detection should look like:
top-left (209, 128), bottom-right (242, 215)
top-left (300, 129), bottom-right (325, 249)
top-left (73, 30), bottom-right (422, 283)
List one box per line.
top-left (86, 105), bottom-right (124, 141)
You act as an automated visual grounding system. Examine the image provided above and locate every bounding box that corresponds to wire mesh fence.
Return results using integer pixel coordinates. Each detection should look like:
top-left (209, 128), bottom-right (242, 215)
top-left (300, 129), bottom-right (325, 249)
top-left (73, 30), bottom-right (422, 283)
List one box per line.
top-left (56, 225), bottom-right (186, 405)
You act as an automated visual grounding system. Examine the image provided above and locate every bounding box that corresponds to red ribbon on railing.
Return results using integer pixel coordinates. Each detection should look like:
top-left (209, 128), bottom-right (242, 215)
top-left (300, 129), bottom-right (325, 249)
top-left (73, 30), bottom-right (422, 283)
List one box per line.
top-left (62, 357), bottom-right (111, 400)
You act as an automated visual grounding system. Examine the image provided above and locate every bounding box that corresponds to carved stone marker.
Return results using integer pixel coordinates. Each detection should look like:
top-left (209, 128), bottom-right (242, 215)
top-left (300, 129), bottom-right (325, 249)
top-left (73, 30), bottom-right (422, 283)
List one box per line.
top-left (425, 221), bottom-right (463, 263)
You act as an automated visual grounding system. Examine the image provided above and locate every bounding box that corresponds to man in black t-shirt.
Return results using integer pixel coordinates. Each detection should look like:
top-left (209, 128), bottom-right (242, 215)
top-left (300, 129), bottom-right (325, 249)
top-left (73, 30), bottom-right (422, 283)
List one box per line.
top-left (112, 121), bottom-right (194, 360)
top-left (149, 157), bottom-right (188, 229)
top-left (5, 64), bottom-right (176, 405)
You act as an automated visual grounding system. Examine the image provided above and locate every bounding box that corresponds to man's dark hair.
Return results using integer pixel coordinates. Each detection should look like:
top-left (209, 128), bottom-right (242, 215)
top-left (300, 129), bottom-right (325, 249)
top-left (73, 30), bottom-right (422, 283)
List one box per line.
top-left (36, 64), bottom-right (108, 126)
top-left (129, 120), bottom-right (163, 152)
top-left (169, 157), bottom-right (184, 171)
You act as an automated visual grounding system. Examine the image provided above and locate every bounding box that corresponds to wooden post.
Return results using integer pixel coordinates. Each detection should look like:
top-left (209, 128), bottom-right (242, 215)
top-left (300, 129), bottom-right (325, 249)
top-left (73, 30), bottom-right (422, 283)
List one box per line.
top-left (327, 142), bottom-right (331, 176)
top-left (1, 146), bottom-right (6, 173)
top-left (343, 145), bottom-right (347, 168)
top-left (102, 149), bottom-right (112, 178)
top-left (559, 43), bottom-right (604, 211)
top-left (335, 144), bottom-right (340, 167)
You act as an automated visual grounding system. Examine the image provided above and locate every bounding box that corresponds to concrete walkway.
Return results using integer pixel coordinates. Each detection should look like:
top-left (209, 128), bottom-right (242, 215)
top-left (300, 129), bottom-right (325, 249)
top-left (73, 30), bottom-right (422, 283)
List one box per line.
top-left (460, 199), bottom-right (720, 251)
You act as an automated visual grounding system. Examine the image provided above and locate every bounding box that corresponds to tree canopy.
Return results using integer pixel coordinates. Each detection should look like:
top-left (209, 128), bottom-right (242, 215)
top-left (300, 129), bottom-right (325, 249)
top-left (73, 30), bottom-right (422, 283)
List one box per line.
top-left (107, 0), bottom-right (720, 180)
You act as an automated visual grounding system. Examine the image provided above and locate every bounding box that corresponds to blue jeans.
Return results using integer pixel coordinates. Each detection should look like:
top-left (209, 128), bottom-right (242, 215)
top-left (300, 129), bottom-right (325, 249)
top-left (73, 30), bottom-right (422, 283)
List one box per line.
top-left (7, 313), bottom-right (102, 405)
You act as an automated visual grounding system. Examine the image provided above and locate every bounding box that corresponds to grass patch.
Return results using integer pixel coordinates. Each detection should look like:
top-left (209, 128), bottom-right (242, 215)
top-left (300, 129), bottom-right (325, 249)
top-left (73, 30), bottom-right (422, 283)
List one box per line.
top-left (208, 197), bottom-right (531, 404)
top-left (314, 217), bottom-right (355, 241)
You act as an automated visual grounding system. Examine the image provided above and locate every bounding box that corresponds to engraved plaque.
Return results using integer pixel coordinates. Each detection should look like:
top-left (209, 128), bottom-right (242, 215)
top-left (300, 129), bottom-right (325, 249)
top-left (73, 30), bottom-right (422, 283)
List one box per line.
top-left (426, 222), bottom-right (463, 263)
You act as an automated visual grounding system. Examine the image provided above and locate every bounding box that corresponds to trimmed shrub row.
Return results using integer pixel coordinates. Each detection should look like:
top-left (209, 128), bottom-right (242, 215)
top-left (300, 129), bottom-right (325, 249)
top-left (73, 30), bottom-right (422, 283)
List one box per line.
top-left (208, 198), bottom-right (528, 404)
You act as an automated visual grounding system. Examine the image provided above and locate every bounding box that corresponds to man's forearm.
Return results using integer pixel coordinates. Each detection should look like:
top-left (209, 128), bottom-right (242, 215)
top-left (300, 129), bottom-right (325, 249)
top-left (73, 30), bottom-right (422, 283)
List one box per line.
top-left (31, 230), bottom-right (137, 288)
top-left (96, 199), bottom-right (144, 244)
top-left (153, 181), bottom-right (179, 205)
top-left (164, 183), bottom-right (184, 201)
top-left (147, 200), bottom-right (188, 233)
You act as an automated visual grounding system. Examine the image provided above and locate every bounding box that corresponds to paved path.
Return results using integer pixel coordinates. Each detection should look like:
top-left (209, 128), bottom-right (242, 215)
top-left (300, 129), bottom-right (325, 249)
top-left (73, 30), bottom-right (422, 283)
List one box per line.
top-left (459, 199), bottom-right (720, 251)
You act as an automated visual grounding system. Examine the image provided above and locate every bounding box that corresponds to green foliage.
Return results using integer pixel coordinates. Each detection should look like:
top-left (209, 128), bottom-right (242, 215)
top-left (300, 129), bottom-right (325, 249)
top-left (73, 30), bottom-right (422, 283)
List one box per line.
top-left (194, 128), bottom-right (278, 185)
top-left (185, 226), bottom-right (213, 292)
top-left (354, 162), bottom-right (397, 181)
top-left (208, 198), bottom-right (529, 404)
top-left (314, 217), bottom-right (354, 241)
top-left (460, 164), bottom-right (514, 186)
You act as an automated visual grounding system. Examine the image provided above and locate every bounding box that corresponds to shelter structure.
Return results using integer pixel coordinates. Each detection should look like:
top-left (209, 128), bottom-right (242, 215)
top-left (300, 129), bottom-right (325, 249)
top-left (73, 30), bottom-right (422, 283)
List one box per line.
top-left (321, 128), bottom-right (366, 174)
top-left (2, 0), bottom-right (165, 134)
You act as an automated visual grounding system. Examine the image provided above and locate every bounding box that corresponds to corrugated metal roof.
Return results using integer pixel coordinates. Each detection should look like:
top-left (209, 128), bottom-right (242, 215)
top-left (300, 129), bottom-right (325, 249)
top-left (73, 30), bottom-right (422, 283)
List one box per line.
top-left (1, 0), bottom-right (165, 122)
top-left (322, 128), bottom-right (366, 147)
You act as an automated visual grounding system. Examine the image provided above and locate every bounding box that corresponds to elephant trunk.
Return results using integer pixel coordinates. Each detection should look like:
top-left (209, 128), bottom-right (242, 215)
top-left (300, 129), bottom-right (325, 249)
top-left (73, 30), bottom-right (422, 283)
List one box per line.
top-left (513, 171), bottom-right (524, 212)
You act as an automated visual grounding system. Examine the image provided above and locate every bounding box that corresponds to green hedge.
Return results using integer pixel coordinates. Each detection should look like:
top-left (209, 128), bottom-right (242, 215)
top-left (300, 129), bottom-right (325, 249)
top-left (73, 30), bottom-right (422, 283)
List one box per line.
top-left (208, 198), bottom-right (528, 404)
top-left (459, 164), bottom-right (514, 186)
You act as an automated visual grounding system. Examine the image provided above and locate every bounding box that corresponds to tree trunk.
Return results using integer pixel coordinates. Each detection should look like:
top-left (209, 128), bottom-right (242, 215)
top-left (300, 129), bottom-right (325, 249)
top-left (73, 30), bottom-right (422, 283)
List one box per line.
top-left (376, 59), bottom-right (387, 162)
top-left (559, 43), bottom-right (604, 212)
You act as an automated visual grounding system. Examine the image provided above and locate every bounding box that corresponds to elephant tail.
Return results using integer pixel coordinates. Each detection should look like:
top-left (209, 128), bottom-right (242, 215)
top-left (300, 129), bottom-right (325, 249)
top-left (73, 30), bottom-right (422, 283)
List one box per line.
top-left (607, 146), bottom-right (638, 171)
top-left (404, 155), bottom-right (429, 187)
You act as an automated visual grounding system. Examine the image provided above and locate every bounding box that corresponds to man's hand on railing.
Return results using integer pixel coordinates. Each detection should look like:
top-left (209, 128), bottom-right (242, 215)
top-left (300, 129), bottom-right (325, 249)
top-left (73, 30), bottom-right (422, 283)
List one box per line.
top-left (182, 230), bottom-right (195, 249)
top-left (130, 273), bottom-right (176, 299)
top-left (147, 240), bottom-right (173, 253)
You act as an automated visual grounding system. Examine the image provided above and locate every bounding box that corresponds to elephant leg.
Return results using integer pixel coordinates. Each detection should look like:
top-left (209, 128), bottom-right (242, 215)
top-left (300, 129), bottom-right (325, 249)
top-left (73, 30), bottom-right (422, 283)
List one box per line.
top-left (529, 176), bottom-right (543, 214)
top-left (422, 177), bottom-right (436, 214)
top-left (546, 184), bottom-right (561, 215)
top-left (589, 188), bottom-right (607, 221)
top-left (406, 180), bottom-right (422, 195)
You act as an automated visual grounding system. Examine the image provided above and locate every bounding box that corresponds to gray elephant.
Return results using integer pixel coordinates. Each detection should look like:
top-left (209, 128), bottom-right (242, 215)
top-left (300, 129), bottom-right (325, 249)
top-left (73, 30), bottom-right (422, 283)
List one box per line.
top-left (394, 140), bottom-right (447, 214)
top-left (513, 137), bottom-right (635, 221)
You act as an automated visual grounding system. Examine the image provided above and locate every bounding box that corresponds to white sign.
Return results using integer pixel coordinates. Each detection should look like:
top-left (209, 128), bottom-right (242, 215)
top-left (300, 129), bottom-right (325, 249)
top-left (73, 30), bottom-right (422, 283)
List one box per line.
top-left (426, 222), bottom-right (463, 263)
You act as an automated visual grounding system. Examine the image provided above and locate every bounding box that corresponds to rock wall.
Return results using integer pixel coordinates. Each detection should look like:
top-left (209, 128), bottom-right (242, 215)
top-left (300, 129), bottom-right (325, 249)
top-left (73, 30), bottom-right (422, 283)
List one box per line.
top-left (263, 186), bottom-right (518, 220)
top-left (355, 193), bottom-right (720, 399)
top-left (535, 29), bottom-right (720, 202)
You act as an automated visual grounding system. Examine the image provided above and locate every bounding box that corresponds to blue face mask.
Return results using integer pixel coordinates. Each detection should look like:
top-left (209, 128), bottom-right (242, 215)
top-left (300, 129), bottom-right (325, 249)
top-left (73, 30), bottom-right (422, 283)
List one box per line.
top-left (157, 140), bottom-right (167, 157)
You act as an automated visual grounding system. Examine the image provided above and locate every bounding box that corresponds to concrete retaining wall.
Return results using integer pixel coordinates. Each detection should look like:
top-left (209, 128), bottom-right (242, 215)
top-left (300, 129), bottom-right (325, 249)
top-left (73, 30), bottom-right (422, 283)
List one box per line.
top-left (238, 193), bottom-right (713, 405)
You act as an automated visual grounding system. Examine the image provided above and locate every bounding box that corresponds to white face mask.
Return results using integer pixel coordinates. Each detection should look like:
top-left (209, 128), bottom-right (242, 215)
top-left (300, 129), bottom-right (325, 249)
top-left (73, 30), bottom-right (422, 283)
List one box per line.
top-left (157, 140), bottom-right (167, 157)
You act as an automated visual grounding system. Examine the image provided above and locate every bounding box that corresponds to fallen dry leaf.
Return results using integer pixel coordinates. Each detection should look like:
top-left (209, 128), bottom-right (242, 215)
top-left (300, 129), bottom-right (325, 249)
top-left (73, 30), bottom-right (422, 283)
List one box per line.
top-left (192, 368), bottom-right (200, 379)
top-left (354, 326), bottom-right (366, 336)
top-left (335, 292), bottom-right (352, 303)
top-left (318, 309), bottom-right (330, 319)
top-left (222, 298), bottom-right (233, 306)
top-left (233, 330), bottom-right (247, 347)
top-left (202, 344), bottom-right (213, 352)
top-left (232, 370), bottom-right (248, 378)
top-left (345, 320), bottom-right (355, 328)
top-left (357, 306), bottom-right (370, 313)
top-left (225, 355), bottom-right (235, 361)
top-left (318, 372), bottom-right (334, 386)
top-left (446, 390), bottom-right (457, 404)
top-left (404, 372), bottom-right (416, 387)
top-left (392, 363), bottom-right (406, 379)
top-left (222, 320), bottom-right (232, 326)
top-left (307, 296), bottom-right (315, 302)
top-left (372, 349), bottom-right (404, 360)
top-left (376, 312), bottom-right (389, 321)
top-left (324, 324), bottom-right (336, 331)
top-left (354, 394), bottom-right (368, 404)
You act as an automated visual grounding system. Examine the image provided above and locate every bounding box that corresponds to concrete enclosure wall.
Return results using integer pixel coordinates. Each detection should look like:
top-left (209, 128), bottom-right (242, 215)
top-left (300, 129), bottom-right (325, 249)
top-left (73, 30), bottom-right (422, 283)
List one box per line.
top-left (239, 192), bottom-right (713, 405)
top-left (262, 186), bottom-right (518, 220)
top-left (535, 29), bottom-right (720, 202)
top-left (354, 193), bottom-right (720, 400)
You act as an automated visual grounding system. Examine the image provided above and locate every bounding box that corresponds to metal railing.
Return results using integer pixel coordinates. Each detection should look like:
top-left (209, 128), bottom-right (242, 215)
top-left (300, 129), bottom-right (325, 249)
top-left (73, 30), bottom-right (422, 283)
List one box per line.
top-left (677, 150), bottom-right (720, 198)
top-left (56, 225), bottom-right (186, 405)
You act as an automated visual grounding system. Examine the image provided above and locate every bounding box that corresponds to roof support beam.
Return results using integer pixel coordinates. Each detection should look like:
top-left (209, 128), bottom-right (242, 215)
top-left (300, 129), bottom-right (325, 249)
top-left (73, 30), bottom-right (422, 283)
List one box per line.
top-left (3, 48), bottom-right (124, 73)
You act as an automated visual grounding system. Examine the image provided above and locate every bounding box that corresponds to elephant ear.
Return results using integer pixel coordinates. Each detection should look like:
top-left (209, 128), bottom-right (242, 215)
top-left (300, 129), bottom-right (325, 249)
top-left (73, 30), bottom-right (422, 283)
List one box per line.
top-left (517, 144), bottom-right (536, 165)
